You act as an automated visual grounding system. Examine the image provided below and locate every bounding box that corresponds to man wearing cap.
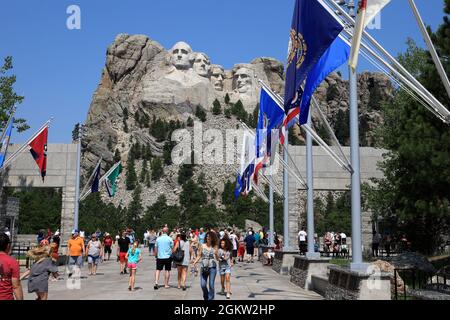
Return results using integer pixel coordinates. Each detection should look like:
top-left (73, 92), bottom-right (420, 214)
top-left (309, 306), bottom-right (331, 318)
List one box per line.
top-left (67, 229), bottom-right (85, 277)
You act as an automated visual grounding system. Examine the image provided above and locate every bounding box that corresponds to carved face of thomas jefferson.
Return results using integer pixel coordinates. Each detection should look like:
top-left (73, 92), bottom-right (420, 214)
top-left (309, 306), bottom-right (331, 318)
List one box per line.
top-left (210, 65), bottom-right (225, 91)
top-left (234, 67), bottom-right (253, 94)
top-left (193, 53), bottom-right (211, 78)
top-left (171, 42), bottom-right (193, 70)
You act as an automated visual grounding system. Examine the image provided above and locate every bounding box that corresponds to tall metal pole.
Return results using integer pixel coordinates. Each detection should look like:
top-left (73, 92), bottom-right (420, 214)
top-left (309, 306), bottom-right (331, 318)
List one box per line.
top-left (349, 66), bottom-right (365, 271)
top-left (283, 134), bottom-right (290, 250)
top-left (306, 113), bottom-right (319, 258)
top-left (73, 123), bottom-right (82, 231)
top-left (269, 175), bottom-right (275, 247)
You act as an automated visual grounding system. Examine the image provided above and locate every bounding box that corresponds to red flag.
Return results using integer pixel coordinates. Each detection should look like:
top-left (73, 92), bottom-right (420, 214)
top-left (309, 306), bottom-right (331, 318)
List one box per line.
top-left (29, 126), bottom-right (48, 181)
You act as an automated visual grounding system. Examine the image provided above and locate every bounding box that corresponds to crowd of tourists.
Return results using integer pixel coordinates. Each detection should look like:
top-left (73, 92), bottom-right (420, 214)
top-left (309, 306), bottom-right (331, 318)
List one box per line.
top-left (0, 225), bottom-right (282, 300)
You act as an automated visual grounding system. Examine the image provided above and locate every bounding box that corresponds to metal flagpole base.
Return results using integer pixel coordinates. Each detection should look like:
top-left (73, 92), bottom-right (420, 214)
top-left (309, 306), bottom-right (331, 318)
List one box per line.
top-left (350, 262), bottom-right (371, 274)
top-left (305, 252), bottom-right (321, 259)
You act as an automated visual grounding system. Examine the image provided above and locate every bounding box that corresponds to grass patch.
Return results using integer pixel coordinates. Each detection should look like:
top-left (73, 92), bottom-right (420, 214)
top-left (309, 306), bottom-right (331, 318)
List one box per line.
top-left (329, 259), bottom-right (350, 267)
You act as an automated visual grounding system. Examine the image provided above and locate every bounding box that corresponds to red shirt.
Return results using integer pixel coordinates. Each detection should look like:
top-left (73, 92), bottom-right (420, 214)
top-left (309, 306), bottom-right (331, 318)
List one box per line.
top-left (0, 253), bottom-right (20, 300)
top-left (104, 237), bottom-right (113, 247)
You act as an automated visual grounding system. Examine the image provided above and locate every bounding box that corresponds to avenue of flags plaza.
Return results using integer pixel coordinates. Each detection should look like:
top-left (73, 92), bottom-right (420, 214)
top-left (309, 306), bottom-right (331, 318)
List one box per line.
top-left (1, 0), bottom-right (450, 272)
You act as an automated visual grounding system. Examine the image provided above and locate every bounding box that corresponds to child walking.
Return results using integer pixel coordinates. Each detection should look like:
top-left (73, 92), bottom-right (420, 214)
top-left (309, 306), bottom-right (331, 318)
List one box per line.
top-left (125, 240), bottom-right (142, 291)
top-left (218, 238), bottom-right (233, 299)
top-left (21, 245), bottom-right (59, 300)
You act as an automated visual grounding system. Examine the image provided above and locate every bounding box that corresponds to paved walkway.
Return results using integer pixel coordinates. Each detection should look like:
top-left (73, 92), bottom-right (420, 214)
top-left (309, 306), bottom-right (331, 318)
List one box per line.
top-left (23, 246), bottom-right (322, 300)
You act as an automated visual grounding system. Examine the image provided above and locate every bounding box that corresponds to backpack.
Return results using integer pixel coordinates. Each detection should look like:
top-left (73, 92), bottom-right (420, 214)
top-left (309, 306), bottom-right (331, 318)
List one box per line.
top-left (172, 241), bottom-right (185, 263)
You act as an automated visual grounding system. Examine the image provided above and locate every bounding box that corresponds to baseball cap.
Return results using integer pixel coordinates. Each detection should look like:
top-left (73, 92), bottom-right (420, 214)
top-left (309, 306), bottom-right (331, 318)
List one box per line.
top-left (72, 229), bottom-right (79, 234)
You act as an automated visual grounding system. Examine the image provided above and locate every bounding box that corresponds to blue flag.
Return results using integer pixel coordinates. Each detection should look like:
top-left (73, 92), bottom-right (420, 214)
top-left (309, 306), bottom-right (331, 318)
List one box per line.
top-left (256, 87), bottom-right (285, 158)
top-left (284, 0), bottom-right (343, 112)
top-left (0, 117), bottom-right (14, 168)
top-left (234, 173), bottom-right (243, 200)
top-left (299, 36), bottom-right (350, 125)
top-left (91, 162), bottom-right (101, 193)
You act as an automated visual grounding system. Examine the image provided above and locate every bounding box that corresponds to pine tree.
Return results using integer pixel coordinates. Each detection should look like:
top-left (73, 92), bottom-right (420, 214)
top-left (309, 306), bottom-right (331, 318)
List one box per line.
top-left (187, 116), bottom-right (194, 127)
top-left (123, 108), bottom-right (129, 133)
top-left (212, 99), bottom-right (222, 115)
top-left (195, 105), bottom-right (207, 122)
top-left (163, 141), bottom-right (174, 165)
top-left (178, 164), bottom-right (194, 185)
top-left (364, 4), bottom-right (450, 254)
top-left (114, 149), bottom-right (121, 163)
top-left (224, 93), bottom-right (230, 105)
top-left (231, 100), bottom-right (248, 122)
top-left (151, 158), bottom-right (164, 181)
top-left (335, 109), bottom-right (349, 145)
top-left (126, 157), bottom-right (138, 190)
top-left (126, 184), bottom-right (143, 232)
top-left (107, 136), bottom-right (113, 151)
top-left (140, 159), bottom-right (148, 183)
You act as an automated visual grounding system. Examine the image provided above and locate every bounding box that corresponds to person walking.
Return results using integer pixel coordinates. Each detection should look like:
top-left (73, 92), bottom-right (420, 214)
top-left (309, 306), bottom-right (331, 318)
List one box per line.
top-left (67, 229), bottom-right (85, 278)
top-left (50, 231), bottom-right (60, 263)
top-left (86, 234), bottom-right (103, 276)
top-left (173, 232), bottom-right (190, 290)
top-left (21, 245), bottom-right (59, 300)
top-left (190, 234), bottom-right (199, 277)
top-left (237, 233), bottom-right (245, 262)
top-left (117, 231), bottom-right (131, 275)
top-left (198, 228), bottom-right (206, 246)
top-left (229, 231), bottom-right (238, 264)
top-left (125, 240), bottom-right (142, 291)
top-left (0, 233), bottom-right (23, 300)
top-left (193, 231), bottom-right (219, 301)
top-left (218, 237), bottom-right (233, 299)
top-left (103, 233), bottom-right (113, 261)
top-left (154, 227), bottom-right (174, 290)
top-left (244, 231), bottom-right (255, 263)
top-left (148, 230), bottom-right (157, 256)
top-left (372, 231), bottom-right (382, 257)
top-left (298, 230), bottom-right (307, 255)
top-left (384, 234), bottom-right (392, 257)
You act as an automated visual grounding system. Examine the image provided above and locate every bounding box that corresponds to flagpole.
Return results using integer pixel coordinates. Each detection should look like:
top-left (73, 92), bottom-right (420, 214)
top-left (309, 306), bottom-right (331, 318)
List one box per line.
top-left (283, 134), bottom-right (290, 250)
top-left (0, 109), bottom-right (16, 150)
top-left (408, 0), bottom-right (450, 99)
top-left (349, 64), bottom-right (366, 271)
top-left (304, 112), bottom-right (316, 258)
top-left (73, 123), bottom-right (83, 231)
top-left (269, 174), bottom-right (274, 247)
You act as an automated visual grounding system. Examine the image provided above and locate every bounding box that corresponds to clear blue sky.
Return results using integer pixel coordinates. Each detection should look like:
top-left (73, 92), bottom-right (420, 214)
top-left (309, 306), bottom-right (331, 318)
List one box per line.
top-left (0, 0), bottom-right (446, 143)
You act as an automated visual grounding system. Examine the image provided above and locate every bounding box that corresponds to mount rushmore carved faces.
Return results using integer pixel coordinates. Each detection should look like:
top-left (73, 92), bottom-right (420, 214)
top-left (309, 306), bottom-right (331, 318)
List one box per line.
top-left (193, 53), bottom-right (211, 78)
top-left (233, 66), bottom-right (253, 94)
top-left (210, 65), bottom-right (225, 91)
top-left (171, 41), bottom-right (193, 70)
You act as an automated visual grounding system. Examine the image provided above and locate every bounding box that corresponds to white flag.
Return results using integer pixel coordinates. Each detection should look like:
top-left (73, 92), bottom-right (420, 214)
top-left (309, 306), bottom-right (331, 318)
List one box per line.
top-left (349, 0), bottom-right (391, 71)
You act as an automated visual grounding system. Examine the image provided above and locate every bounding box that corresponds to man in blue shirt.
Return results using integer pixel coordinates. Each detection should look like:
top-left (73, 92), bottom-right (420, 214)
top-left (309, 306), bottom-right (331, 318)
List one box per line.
top-left (198, 228), bottom-right (206, 246)
top-left (154, 227), bottom-right (174, 290)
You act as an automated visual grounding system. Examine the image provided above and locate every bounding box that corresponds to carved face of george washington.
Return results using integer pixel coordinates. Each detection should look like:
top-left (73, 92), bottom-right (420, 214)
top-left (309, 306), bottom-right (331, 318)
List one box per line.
top-left (171, 42), bottom-right (193, 70)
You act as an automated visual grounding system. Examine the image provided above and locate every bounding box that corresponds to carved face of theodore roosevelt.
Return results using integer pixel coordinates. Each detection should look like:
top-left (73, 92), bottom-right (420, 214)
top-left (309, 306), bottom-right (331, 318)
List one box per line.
top-left (234, 67), bottom-right (253, 94)
top-left (193, 53), bottom-right (211, 78)
top-left (210, 65), bottom-right (225, 91)
top-left (171, 42), bottom-right (193, 70)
